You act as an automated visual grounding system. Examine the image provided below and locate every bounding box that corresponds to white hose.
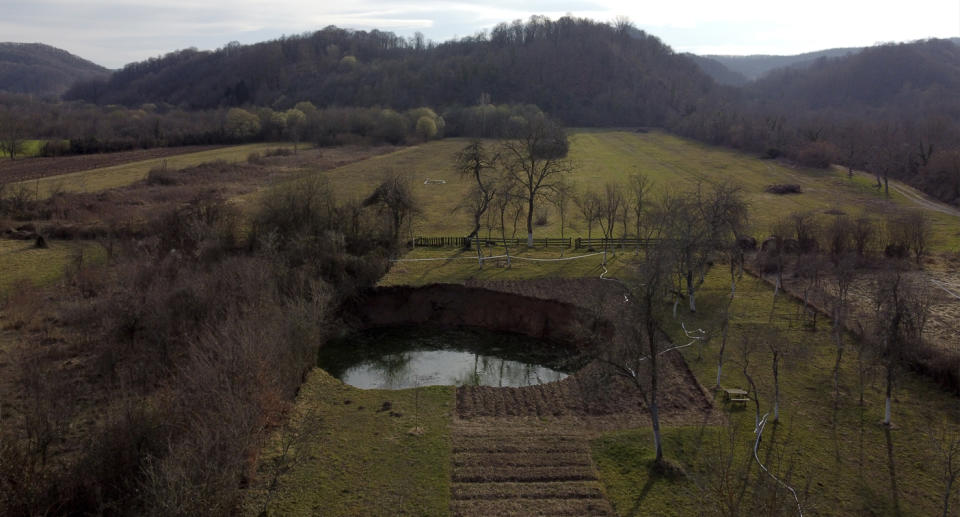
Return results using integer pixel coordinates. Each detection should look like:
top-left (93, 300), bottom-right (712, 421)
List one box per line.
top-left (754, 413), bottom-right (803, 516)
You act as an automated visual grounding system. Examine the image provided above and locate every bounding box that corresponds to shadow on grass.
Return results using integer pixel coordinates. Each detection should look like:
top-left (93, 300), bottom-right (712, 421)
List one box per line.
top-left (625, 458), bottom-right (688, 517)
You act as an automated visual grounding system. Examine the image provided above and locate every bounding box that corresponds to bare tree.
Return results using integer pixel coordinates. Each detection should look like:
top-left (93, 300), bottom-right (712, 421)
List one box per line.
top-left (363, 171), bottom-right (420, 244)
top-left (575, 189), bottom-right (602, 243)
top-left (598, 238), bottom-right (673, 465)
top-left (831, 254), bottom-right (857, 405)
top-left (454, 140), bottom-right (499, 241)
top-left (500, 114), bottom-right (574, 247)
top-left (714, 298), bottom-right (732, 389)
top-left (549, 178), bottom-right (573, 255)
top-left (597, 182), bottom-right (624, 264)
top-left (0, 108), bottom-right (27, 161)
top-left (928, 423), bottom-right (960, 517)
top-left (872, 268), bottom-right (930, 426)
top-left (493, 175), bottom-right (523, 266)
top-left (739, 332), bottom-right (762, 428)
top-left (852, 217), bottom-right (876, 258)
top-left (627, 172), bottom-right (652, 251)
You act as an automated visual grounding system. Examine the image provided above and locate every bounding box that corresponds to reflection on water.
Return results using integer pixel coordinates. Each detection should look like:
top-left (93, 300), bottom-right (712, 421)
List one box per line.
top-left (319, 326), bottom-right (578, 390)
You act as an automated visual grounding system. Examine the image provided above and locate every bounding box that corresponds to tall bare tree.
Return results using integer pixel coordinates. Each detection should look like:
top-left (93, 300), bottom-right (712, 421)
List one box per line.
top-left (626, 172), bottom-right (651, 250)
top-left (500, 115), bottom-right (574, 247)
top-left (454, 140), bottom-right (499, 241)
top-left (597, 236), bottom-right (673, 465)
top-left (549, 178), bottom-right (573, 255)
top-left (575, 190), bottom-right (601, 243)
top-left (597, 182), bottom-right (624, 264)
top-left (872, 268), bottom-right (930, 426)
top-left (0, 108), bottom-right (27, 161)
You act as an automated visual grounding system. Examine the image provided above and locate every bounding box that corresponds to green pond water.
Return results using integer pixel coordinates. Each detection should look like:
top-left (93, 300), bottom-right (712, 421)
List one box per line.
top-left (318, 326), bottom-right (583, 390)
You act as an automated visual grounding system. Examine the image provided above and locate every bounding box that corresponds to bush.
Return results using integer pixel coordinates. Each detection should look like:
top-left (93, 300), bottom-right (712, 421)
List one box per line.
top-left (764, 184), bottom-right (802, 195)
top-left (146, 160), bottom-right (177, 186)
top-left (794, 141), bottom-right (837, 169)
top-left (264, 147), bottom-right (294, 157)
top-left (246, 151), bottom-right (265, 165)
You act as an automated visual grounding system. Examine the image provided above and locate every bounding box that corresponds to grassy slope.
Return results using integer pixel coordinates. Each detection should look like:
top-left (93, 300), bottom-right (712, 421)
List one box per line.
top-left (593, 266), bottom-right (959, 516)
top-left (0, 239), bottom-right (104, 294)
top-left (319, 130), bottom-right (957, 251)
top-left (378, 247), bottom-right (630, 287)
top-left (10, 142), bottom-right (294, 198)
top-left (244, 370), bottom-right (454, 517)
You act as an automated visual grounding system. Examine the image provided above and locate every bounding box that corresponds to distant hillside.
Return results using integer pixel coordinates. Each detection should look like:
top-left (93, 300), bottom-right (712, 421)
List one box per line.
top-left (0, 43), bottom-right (109, 97)
top-left (704, 47), bottom-right (862, 81)
top-left (748, 38), bottom-right (960, 112)
top-left (64, 20), bottom-right (716, 126)
top-left (683, 54), bottom-right (747, 86)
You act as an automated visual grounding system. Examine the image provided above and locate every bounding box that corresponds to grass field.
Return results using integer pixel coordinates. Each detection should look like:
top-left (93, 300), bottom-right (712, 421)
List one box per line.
top-left (378, 246), bottom-right (631, 286)
top-left (0, 239), bottom-right (105, 294)
top-left (10, 142), bottom-right (297, 198)
top-left (244, 369), bottom-right (454, 517)
top-left (316, 130), bottom-right (959, 251)
top-left (592, 266), bottom-right (959, 516)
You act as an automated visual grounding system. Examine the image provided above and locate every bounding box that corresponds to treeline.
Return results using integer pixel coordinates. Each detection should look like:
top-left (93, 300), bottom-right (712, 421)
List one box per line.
top-left (0, 91), bottom-right (552, 156)
top-left (65, 17), bottom-right (713, 127)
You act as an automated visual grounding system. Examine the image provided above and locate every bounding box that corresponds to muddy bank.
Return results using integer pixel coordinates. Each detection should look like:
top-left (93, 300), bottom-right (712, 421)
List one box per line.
top-left (349, 283), bottom-right (605, 347)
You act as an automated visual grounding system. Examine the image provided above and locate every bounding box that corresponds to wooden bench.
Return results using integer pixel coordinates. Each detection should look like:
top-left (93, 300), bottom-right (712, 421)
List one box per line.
top-left (728, 397), bottom-right (750, 405)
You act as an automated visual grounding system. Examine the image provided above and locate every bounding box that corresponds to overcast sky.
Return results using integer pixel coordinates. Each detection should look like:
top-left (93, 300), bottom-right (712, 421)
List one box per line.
top-left (3, 0), bottom-right (959, 68)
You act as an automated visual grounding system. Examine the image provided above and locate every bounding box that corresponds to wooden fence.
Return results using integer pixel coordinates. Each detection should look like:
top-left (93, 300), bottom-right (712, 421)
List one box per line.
top-left (574, 237), bottom-right (657, 249)
top-left (409, 236), bottom-right (658, 249)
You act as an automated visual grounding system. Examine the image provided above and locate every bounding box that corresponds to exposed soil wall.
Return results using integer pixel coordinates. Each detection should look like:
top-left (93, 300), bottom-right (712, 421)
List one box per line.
top-left (351, 283), bottom-right (604, 347)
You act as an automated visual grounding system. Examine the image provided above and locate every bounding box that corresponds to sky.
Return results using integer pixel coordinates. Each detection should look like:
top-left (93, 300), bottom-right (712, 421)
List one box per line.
top-left (3, 0), bottom-right (959, 68)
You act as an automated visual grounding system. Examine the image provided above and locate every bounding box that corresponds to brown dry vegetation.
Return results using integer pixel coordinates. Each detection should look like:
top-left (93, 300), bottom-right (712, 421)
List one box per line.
top-left (0, 145), bottom-right (405, 516)
top-left (0, 145), bottom-right (223, 183)
top-left (750, 250), bottom-right (960, 392)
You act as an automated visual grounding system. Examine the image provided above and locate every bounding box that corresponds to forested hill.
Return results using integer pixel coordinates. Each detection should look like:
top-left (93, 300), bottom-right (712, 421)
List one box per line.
top-left (64, 18), bottom-right (718, 126)
top-left (703, 47), bottom-right (861, 81)
top-left (0, 43), bottom-right (109, 97)
top-left (747, 38), bottom-right (960, 113)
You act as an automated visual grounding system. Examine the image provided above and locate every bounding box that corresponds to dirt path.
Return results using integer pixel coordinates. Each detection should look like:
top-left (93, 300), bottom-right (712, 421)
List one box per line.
top-left (450, 418), bottom-right (616, 516)
top-left (853, 169), bottom-right (960, 218)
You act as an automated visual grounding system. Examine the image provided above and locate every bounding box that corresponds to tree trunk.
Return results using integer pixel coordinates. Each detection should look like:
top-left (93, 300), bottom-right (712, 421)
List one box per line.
top-left (526, 194), bottom-right (535, 247)
top-left (650, 398), bottom-right (663, 463)
top-left (772, 351), bottom-right (780, 422)
top-left (648, 312), bottom-right (663, 464)
top-left (883, 364), bottom-right (893, 426)
top-left (715, 318), bottom-right (728, 388)
top-left (686, 270), bottom-right (696, 312)
top-left (943, 477), bottom-right (955, 517)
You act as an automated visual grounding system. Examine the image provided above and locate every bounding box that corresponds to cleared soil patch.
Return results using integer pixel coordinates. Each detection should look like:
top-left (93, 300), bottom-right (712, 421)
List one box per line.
top-left (450, 421), bottom-right (615, 517)
top-left (0, 145), bottom-right (222, 183)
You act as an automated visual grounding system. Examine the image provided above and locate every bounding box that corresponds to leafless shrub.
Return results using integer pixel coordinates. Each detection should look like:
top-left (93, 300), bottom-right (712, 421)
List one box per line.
top-left (247, 151), bottom-right (265, 165)
top-left (146, 160), bottom-right (177, 185)
top-left (764, 184), bottom-right (802, 195)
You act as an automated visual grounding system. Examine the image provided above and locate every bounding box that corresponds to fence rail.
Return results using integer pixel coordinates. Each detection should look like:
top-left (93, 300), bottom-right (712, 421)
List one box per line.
top-left (574, 237), bottom-right (657, 249)
top-left (409, 236), bottom-right (658, 249)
